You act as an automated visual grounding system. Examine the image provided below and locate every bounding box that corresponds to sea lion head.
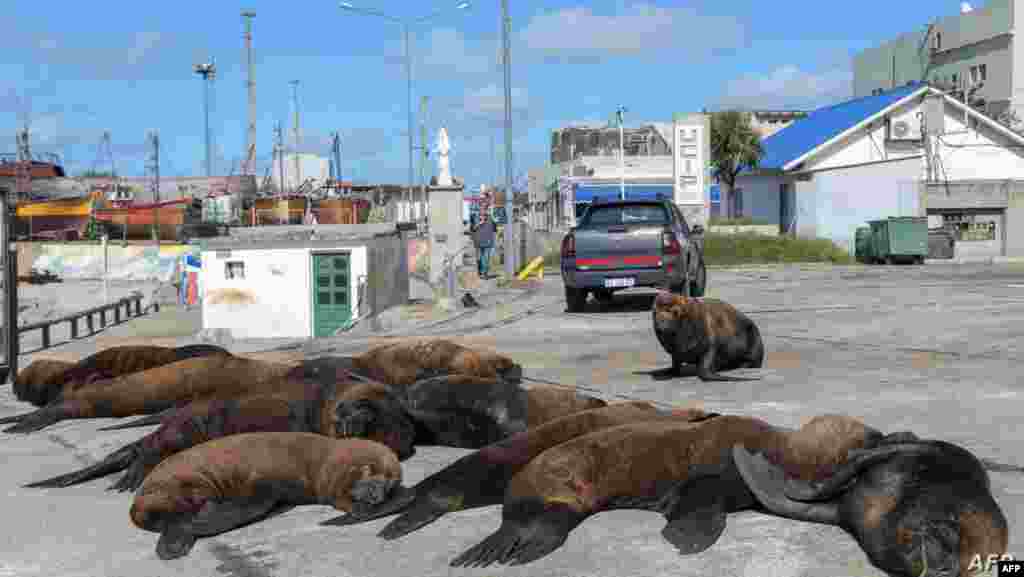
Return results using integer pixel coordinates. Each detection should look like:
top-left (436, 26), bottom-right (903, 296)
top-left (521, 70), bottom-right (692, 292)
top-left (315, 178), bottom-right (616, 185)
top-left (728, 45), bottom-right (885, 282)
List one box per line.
top-left (330, 383), bottom-right (418, 461)
top-left (130, 479), bottom-right (210, 533)
top-left (13, 359), bottom-right (76, 406)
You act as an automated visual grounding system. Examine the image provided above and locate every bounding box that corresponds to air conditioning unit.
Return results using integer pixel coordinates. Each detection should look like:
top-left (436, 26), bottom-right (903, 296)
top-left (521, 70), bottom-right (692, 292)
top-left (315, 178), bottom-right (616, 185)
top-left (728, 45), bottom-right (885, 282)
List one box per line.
top-left (887, 110), bottom-right (923, 141)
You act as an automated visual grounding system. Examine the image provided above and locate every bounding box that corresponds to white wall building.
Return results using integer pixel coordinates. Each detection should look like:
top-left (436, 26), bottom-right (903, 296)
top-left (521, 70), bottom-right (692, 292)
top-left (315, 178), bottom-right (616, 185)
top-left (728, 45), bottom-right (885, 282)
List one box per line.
top-left (273, 153), bottom-right (330, 192)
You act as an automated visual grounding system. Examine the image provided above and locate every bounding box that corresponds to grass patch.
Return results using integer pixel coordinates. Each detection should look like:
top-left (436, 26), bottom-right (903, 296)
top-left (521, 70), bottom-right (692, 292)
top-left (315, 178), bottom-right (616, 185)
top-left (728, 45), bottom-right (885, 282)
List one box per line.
top-left (543, 245), bottom-right (561, 268)
top-left (707, 216), bottom-right (774, 226)
top-left (703, 232), bottom-right (853, 266)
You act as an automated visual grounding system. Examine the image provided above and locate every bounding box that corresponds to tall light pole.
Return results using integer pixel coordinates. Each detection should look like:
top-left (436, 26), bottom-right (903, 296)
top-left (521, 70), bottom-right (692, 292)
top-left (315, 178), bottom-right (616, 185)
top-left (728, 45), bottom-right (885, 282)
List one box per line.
top-left (242, 11), bottom-right (257, 176)
top-left (617, 105), bottom-right (627, 201)
top-left (194, 59), bottom-right (217, 178)
top-left (339, 1), bottom-right (470, 223)
top-left (502, 0), bottom-right (514, 279)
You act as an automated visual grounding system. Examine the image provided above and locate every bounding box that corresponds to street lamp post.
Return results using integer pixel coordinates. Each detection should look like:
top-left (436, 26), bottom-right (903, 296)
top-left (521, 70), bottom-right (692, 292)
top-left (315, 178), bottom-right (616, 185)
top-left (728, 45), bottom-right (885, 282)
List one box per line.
top-left (339, 2), bottom-right (470, 223)
top-left (502, 0), bottom-right (514, 280)
top-left (617, 105), bottom-right (626, 201)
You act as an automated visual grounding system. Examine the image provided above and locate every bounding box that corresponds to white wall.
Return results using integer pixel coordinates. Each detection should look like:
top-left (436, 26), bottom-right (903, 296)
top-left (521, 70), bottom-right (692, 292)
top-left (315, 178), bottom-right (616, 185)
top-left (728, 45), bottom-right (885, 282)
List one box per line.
top-left (201, 245), bottom-right (367, 339)
top-left (930, 99), bottom-right (1024, 180)
top-left (794, 157), bottom-right (921, 251)
top-left (803, 99), bottom-right (925, 172)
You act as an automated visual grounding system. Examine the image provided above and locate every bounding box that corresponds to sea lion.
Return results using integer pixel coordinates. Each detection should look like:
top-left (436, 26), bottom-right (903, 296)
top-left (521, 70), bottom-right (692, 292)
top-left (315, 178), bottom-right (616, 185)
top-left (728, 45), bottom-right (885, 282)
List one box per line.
top-left (733, 434), bottom-right (1009, 577)
top-left (25, 378), bottom-right (418, 492)
top-left (12, 344), bottom-right (232, 407)
top-left (449, 413), bottom-right (882, 568)
top-left (327, 338), bottom-right (524, 387)
top-left (130, 432), bottom-right (405, 560)
top-left (651, 290), bottom-right (765, 381)
top-left (0, 355), bottom-right (297, 434)
top-left (321, 401), bottom-right (719, 538)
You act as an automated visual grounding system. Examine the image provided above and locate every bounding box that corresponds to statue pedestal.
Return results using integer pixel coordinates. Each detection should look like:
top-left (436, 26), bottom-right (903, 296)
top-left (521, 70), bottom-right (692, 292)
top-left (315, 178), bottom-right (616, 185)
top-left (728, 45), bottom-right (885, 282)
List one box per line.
top-left (428, 184), bottom-right (466, 298)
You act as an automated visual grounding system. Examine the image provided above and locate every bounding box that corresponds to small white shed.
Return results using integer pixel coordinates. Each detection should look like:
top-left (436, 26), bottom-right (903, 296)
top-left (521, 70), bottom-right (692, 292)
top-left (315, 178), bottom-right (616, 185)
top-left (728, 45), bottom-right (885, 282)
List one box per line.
top-left (201, 244), bottom-right (368, 339)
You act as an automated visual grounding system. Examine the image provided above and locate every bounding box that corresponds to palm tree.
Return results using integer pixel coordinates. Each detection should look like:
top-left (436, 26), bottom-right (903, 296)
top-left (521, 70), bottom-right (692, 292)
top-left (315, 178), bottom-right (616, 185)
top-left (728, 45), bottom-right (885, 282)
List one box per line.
top-left (710, 111), bottom-right (764, 219)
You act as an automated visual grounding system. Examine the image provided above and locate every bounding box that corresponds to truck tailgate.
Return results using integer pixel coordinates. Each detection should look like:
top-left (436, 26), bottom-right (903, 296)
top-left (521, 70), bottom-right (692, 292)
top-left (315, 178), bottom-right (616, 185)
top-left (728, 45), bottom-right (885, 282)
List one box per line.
top-left (573, 225), bottom-right (664, 270)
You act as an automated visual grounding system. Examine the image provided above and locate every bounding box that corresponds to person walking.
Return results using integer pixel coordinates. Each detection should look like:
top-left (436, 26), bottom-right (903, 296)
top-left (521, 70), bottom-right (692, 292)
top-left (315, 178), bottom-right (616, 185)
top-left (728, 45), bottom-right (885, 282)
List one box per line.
top-left (474, 212), bottom-right (498, 279)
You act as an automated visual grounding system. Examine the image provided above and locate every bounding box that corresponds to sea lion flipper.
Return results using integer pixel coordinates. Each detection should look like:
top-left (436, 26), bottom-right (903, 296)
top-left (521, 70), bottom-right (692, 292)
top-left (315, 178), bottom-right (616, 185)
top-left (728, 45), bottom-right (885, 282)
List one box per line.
top-left (97, 410), bottom-right (173, 431)
top-left (731, 445), bottom-right (840, 525)
top-left (25, 442), bottom-right (141, 489)
top-left (450, 502), bottom-right (581, 568)
top-left (156, 527), bottom-right (197, 560)
top-left (184, 497), bottom-right (284, 538)
top-left (0, 409), bottom-right (37, 425)
top-left (3, 407), bottom-right (63, 434)
top-left (376, 496), bottom-right (448, 540)
top-left (321, 485), bottom-right (419, 529)
top-left (660, 483), bottom-right (728, 555)
top-left (109, 459), bottom-right (150, 493)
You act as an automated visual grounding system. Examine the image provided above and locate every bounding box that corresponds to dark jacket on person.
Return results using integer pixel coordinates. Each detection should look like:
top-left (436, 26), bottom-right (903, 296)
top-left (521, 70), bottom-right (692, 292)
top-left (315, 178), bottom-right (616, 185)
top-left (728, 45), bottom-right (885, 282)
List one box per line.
top-left (474, 220), bottom-right (497, 248)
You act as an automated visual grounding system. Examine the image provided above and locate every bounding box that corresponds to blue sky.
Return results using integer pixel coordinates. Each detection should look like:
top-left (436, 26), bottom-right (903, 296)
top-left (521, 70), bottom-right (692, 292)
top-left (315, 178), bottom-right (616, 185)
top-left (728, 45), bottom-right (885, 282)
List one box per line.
top-left (2, 0), bottom-right (966, 190)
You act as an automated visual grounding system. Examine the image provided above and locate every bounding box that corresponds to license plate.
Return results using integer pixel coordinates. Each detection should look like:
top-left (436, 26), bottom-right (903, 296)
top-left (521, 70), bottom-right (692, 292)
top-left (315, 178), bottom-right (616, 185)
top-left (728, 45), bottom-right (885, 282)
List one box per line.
top-left (604, 277), bottom-right (635, 288)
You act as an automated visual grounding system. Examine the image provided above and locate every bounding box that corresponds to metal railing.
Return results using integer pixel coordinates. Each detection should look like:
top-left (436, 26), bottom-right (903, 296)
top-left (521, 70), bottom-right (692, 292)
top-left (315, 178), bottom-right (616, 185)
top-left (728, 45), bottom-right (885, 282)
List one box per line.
top-left (15, 292), bottom-right (156, 351)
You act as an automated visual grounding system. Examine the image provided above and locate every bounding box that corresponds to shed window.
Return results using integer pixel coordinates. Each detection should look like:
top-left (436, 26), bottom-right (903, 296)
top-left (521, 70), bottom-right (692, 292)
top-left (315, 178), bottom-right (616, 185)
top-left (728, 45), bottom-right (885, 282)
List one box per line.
top-left (224, 261), bottom-right (245, 280)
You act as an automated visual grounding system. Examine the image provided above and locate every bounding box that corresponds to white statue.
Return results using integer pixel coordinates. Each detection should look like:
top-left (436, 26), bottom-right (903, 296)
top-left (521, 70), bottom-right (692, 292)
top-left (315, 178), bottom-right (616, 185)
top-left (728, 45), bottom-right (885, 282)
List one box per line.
top-left (436, 126), bottom-right (453, 186)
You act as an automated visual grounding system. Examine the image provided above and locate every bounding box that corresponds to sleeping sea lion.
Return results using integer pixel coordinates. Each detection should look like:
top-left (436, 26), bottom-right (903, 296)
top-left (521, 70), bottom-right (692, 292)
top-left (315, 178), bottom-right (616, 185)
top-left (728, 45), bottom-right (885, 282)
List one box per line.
top-left (130, 432), bottom-right (405, 560)
top-left (449, 413), bottom-right (882, 568)
top-left (733, 434), bottom-right (1009, 577)
top-left (12, 344), bottom-right (232, 407)
top-left (320, 401), bottom-right (718, 538)
top-left (25, 378), bottom-right (418, 492)
top-left (652, 290), bottom-right (764, 381)
top-left (323, 338), bottom-right (524, 387)
top-left (0, 355), bottom-right (296, 434)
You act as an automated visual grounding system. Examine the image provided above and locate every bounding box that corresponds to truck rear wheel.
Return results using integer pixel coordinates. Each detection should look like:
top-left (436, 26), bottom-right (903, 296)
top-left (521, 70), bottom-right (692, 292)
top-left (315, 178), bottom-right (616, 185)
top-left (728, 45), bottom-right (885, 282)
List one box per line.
top-left (565, 286), bottom-right (588, 313)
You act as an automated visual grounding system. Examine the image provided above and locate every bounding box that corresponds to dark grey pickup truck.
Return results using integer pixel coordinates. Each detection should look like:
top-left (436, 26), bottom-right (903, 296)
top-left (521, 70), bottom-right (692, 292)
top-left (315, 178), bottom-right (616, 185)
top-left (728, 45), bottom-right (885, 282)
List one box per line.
top-left (559, 198), bottom-right (706, 312)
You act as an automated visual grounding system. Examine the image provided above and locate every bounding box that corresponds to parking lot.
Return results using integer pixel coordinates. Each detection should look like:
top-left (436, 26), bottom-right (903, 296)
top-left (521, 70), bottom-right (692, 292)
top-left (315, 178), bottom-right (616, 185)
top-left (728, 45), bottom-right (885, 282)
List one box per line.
top-left (0, 262), bottom-right (1021, 577)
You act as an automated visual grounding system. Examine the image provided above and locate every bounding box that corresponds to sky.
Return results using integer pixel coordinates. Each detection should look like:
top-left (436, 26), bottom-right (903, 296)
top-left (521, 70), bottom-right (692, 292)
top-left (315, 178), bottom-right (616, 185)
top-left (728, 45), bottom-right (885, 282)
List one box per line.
top-left (1, 0), bottom-right (969, 191)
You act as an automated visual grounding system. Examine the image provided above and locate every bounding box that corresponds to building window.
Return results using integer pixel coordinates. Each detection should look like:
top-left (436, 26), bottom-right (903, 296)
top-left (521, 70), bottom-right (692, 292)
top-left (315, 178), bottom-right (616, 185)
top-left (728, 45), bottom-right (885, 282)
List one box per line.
top-left (979, 63), bottom-right (987, 82)
top-left (225, 261), bottom-right (245, 280)
top-left (933, 32), bottom-right (942, 51)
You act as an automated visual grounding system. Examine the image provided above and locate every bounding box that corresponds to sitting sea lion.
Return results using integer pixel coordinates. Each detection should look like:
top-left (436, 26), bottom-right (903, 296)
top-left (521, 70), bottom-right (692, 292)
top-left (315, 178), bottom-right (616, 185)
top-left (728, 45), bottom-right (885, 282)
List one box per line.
top-left (130, 432), bottom-right (405, 560)
top-left (321, 401), bottom-right (718, 538)
top-left (449, 413), bottom-right (882, 568)
top-left (12, 344), bottom-right (231, 407)
top-left (733, 434), bottom-right (1009, 577)
top-left (652, 290), bottom-right (764, 381)
top-left (25, 378), bottom-right (417, 492)
top-left (0, 355), bottom-right (296, 434)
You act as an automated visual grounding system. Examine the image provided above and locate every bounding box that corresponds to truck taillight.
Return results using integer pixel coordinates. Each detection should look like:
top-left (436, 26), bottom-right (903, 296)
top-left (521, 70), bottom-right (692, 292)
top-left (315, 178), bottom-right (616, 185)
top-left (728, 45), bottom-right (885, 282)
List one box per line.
top-left (662, 231), bottom-right (681, 255)
top-left (561, 234), bottom-right (576, 258)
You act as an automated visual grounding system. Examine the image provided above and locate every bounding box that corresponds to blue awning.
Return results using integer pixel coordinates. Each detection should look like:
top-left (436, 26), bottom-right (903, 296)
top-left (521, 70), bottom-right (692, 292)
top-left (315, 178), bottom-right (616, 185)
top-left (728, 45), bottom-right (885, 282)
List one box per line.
top-left (574, 183), bottom-right (674, 203)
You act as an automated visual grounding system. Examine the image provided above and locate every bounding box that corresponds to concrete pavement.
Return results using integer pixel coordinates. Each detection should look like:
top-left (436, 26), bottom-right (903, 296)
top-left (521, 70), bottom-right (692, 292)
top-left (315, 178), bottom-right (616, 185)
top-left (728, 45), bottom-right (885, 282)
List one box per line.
top-left (1, 262), bottom-right (1022, 577)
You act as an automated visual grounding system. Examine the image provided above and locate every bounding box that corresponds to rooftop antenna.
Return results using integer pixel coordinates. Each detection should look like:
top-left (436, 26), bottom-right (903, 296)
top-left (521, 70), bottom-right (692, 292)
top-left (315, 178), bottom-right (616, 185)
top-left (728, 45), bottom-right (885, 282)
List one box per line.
top-left (194, 58), bottom-right (218, 177)
top-left (242, 11), bottom-right (257, 176)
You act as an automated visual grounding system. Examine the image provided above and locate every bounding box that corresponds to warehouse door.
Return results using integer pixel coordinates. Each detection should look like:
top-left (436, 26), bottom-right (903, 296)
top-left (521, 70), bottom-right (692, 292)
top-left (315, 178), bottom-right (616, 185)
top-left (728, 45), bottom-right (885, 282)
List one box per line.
top-left (312, 253), bottom-right (352, 338)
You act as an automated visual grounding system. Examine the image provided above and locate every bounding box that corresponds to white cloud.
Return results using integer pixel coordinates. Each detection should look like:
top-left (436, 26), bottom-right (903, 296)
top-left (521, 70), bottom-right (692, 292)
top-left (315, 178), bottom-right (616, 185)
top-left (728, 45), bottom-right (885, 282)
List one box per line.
top-left (519, 3), bottom-right (746, 63)
top-left (716, 64), bottom-right (853, 111)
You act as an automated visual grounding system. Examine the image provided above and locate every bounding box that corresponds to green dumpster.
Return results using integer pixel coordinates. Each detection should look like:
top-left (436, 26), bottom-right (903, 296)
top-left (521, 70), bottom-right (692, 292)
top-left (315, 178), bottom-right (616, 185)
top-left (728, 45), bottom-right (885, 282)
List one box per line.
top-left (854, 226), bottom-right (872, 263)
top-left (867, 216), bottom-right (928, 264)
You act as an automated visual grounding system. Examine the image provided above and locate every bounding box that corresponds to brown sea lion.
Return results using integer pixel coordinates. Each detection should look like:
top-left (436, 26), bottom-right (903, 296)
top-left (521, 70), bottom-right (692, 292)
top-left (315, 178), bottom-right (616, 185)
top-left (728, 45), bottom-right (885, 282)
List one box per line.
top-left (320, 401), bottom-right (719, 538)
top-left (130, 432), bottom-right (405, 560)
top-left (449, 413), bottom-right (882, 568)
top-left (733, 434), bottom-right (1009, 577)
top-left (652, 290), bottom-right (765, 381)
top-left (12, 344), bottom-right (232, 407)
top-left (0, 355), bottom-right (297, 434)
top-left (25, 377), bottom-right (418, 492)
top-left (325, 338), bottom-right (524, 387)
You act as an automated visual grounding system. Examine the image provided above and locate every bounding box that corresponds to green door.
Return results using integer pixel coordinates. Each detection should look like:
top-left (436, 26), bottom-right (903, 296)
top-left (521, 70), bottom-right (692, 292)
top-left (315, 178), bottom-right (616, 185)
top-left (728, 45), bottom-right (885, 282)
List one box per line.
top-left (312, 253), bottom-right (352, 337)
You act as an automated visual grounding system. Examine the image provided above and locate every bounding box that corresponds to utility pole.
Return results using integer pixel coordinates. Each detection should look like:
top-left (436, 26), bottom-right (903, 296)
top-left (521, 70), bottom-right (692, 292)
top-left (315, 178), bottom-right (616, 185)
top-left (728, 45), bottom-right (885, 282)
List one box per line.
top-left (290, 80), bottom-right (301, 193)
top-left (194, 59), bottom-right (217, 178)
top-left (147, 131), bottom-right (161, 247)
top-left (501, 0), bottom-right (514, 279)
top-left (617, 105), bottom-right (627, 201)
top-left (419, 95), bottom-right (429, 221)
top-left (274, 121), bottom-right (285, 194)
top-left (242, 11), bottom-right (257, 176)
top-left (3, 128), bottom-right (26, 382)
top-left (15, 125), bottom-right (31, 200)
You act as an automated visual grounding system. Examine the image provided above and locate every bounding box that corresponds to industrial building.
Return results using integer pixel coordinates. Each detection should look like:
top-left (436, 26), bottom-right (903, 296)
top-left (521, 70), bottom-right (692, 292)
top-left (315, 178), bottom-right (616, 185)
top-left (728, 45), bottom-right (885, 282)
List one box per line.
top-left (852, 0), bottom-right (1021, 125)
top-left (733, 82), bottom-right (1024, 259)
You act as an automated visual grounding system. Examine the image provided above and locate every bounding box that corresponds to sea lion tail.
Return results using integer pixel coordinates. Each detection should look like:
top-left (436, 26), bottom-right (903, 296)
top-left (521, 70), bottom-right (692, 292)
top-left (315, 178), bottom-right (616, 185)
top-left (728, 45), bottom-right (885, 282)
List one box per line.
top-left (320, 485), bottom-right (418, 528)
top-left (377, 499), bottom-right (449, 540)
top-left (449, 501), bottom-right (581, 568)
top-left (96, 411), bottom-right (172, 431)
top-left (24, 442), bottom-right (141, 488)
